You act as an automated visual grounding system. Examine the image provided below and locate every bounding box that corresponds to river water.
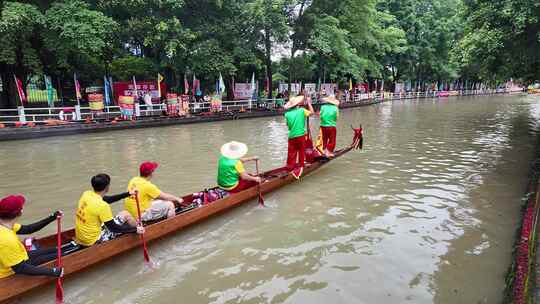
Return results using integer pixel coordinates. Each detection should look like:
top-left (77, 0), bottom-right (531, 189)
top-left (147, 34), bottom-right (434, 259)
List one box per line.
top-left (1, 94), bottom-right (540, 303)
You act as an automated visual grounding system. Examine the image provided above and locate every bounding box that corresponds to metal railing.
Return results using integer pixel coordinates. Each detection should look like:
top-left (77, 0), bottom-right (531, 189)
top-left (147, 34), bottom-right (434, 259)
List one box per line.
top-left (0, 89), bottom-right (510, 125)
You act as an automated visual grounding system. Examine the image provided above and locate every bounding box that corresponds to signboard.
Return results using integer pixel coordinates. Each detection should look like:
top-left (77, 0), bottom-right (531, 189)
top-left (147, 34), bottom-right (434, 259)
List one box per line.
top-left (394, 82), bottom-right (404, 94)
top-left (234, 83), bottom-right (255, 100)
top-left (304, 83), bottom-right (317, 95)
top-left (113, 81), bottom-right (166, 104)
top-left (278, 83), bottom-right (301, 95)
top-left (320, 83), bottom-right (337, 95)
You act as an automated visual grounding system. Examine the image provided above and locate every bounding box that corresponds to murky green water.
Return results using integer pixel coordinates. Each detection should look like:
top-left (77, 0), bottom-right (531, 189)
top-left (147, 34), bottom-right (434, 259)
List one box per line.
top-left (1, 94), bottom-right (539, 303)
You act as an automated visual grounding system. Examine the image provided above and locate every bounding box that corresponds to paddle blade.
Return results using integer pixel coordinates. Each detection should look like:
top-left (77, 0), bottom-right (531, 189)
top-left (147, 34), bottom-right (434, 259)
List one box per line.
top-left (258, 192), bottom-right (265, 206)
top-left (56, 279), bottom-right (64, 304)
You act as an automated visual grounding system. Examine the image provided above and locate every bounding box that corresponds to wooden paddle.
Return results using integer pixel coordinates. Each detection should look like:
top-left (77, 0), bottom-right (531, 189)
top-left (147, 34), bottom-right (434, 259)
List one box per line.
top-left (55, 213), bottom-right (64, 304)
top-left (134, 191), bottom-right (151, 265)
top-left (256, 159), bottom-right (264, 206)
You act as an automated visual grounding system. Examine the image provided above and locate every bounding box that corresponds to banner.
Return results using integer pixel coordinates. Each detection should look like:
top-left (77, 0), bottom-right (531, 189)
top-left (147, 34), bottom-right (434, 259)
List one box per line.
top-left (234, 83), bottom-right (255, 100)
top-left (14, 75), bottom-right (27, 106)
top-left (304, 83), bottom-right (317, 95)
top-left (44, 75), bottom-right (54, 107)
top-left (278, 83), bottom-right (301, 95)
top-left (74, 73), bottom-right (82, 104)
top-left (158, 74), bottom-right (164, 98)
top-left (320, 83), bottom-right (336, 96)
top-left (112, 81), bottom-right (166, 104)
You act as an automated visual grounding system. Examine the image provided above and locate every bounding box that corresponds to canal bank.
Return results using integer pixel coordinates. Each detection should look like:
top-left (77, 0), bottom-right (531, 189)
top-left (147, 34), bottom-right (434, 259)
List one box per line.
top-left (0, 91), bottom-right (515, 142)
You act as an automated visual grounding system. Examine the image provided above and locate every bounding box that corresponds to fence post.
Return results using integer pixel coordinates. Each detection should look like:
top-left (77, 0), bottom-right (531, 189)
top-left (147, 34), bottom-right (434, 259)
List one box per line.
top-left (135, 103), bottom-right (141, 117)
top-left (17, 106), bottom-right (26, 123)
top-left (75, 105), bottom-right (82, 120)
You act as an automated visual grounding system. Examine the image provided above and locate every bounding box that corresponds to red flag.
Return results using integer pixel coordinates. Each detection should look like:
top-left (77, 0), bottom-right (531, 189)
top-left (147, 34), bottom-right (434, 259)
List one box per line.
top-left (184, 74), bottom-right (189, 95)
top-left (14, 75), bottom-right (27, 106)
top-left (74, 73), bottom-right (82, 104)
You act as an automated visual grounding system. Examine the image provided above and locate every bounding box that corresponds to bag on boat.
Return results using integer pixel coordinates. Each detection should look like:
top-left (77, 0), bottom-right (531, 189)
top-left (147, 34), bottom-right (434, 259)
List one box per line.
top-left (192, 189), bottom-right (229, 206)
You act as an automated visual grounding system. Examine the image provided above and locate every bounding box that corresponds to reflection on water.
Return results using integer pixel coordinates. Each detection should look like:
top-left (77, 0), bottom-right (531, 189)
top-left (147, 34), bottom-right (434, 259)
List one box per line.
top-left (1, 94), bottom-right (539, 303)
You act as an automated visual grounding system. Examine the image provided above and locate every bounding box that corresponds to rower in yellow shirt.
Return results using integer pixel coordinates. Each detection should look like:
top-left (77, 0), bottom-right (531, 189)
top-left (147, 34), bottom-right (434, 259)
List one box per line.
top-left (123, 162), bottom-right (183, 227)
top-left (74, 174), bottom-right (144, 247)
top-left (0, 195), bottom-right (63, 278)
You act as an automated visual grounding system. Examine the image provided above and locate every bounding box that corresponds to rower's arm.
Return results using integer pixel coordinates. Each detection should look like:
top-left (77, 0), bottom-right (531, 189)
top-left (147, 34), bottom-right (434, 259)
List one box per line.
top-left (158, 192), bottom-right (183, 204)
top-left (104, 220), bottom-right (137, 234)
top-left (306, 101), bottom-right (315, 116)
top-left (240, 172), bottom-right (261, 183)
top-left (103, 192), bottom-right (130, 204)
top-left (12, 261), bottom-right (62, 277)
top-left (17, 213), bottom-right (59, 235)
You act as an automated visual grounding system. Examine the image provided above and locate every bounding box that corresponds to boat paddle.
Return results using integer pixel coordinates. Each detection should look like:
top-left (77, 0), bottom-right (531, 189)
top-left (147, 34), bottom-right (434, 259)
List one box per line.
top-left (55, 212), bottom-right (64, 304)
top-left (255, 159), bottom-right (264, 206)
top-left (134, 191), bottom-right (152, 268)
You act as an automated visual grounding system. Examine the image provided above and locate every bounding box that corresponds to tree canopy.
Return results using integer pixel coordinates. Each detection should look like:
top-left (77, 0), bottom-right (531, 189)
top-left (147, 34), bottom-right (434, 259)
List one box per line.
top-left (0, 0), bottom-right (538, 106)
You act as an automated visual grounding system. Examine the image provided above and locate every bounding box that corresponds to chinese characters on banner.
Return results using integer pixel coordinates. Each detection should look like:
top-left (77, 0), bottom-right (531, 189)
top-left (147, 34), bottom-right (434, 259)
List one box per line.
top-left (112, 81), bottom-right (167, 104)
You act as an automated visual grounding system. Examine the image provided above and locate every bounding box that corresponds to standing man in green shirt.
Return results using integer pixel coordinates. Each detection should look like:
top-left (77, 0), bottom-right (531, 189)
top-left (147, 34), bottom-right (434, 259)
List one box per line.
top-left (283, 93), bottom-right (314, 178)
top-left (319, 96), bottom-right (340, 157)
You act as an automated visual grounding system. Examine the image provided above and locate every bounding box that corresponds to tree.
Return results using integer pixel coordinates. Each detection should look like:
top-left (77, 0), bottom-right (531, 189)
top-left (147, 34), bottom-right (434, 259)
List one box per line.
top-left (0, 2), bottom-right (45, 107)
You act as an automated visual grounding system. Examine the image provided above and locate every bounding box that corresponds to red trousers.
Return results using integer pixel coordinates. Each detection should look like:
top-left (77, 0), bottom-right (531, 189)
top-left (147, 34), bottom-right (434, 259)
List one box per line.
top-left (287, 135), bottom-right (306, 171)
top-left (321, 126), bottom-right (337, 152)
top-left (228, 179), bottom-right (256, 193)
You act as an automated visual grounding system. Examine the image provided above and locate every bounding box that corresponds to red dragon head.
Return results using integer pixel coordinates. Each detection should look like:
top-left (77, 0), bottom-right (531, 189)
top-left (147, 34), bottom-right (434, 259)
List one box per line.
top-left (351, 125), bottom-right (363, 150)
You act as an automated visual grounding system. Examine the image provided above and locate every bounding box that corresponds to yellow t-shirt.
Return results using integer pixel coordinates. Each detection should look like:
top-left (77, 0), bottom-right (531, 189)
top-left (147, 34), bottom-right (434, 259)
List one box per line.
top-left (0, 223), bottom-right (29, 278)
top-left (75, 190), bottom-right (114, 246)
top-left (124, 176), bottom-right (161, 219)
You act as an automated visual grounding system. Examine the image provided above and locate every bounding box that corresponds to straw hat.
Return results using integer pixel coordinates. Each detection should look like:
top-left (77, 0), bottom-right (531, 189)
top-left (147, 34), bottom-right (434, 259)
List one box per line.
top-left (321, 96), bottom-right (340, 106)
top-left (221, 141), bottom-right (248, 159)
top-left (284, 96), bottom-right (305, 109)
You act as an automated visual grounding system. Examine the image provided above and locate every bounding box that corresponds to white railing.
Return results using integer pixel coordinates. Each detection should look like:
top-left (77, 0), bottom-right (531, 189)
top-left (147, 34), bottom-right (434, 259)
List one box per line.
top-left (0, 89), bottom-right (509, 125)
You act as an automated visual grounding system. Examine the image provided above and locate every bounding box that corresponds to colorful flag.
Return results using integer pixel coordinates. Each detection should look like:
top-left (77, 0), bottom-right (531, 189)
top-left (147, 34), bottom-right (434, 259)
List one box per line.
top-left (218, 73), bottom-right (226, 96)
top-left (157, 73), bottom-right (164, 98)
top-left (250, 73), bottom-right (257, 100)
top-left (44, 75), bottom-right (54, 107)
top-left (104, 76), bottom-right (111, 106)
top-left (349, 78), bottom-right (353, 91)
top-left (184, 74), bottom-right (189, 95)
top-left (192, 74), bottom-right (196, 96)
top-left (13, 75), bottom-right (27, 106)
top-left (74, 73), bottom-right (82, 105)
top-left (132, 76), bottom-right (138, 100)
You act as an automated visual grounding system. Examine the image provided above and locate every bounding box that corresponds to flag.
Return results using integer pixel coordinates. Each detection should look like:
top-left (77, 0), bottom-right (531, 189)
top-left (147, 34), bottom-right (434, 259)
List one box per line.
top-left (44, 75), bottom-right (54, 107)
top-left (231, 75), bottom-right (236, 100)
top-left (192, 74), bottom-right (196, 96)
top-left (184, 74), bottom-right (189, 95)
top-left (14, 75), bottom-right (27, 106)
top-left (132, 76), bottom-right (138, 100)
top-left (349, 78), bottom-right (353, 91)
top-left (218, 73), bottom-right (225, 96)
top-left (157, 73), bottom-right (164, 98)
top-left (104, 76), bottom-right (111, 106)
top-left (109, 76), bottom-right (114, 98)
top-left (74, 73), bottom-right (82, 105)
top-left (250, 73), bottom-right (257, 100)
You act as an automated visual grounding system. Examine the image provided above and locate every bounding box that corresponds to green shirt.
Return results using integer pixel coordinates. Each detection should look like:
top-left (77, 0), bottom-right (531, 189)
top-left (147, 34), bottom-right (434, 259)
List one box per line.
top-left (284, 107), bottom-right (311, 139)
top-left (217, 156), bottom-right (245, 190)
top-left (320, 104), bottom-right (339, 127)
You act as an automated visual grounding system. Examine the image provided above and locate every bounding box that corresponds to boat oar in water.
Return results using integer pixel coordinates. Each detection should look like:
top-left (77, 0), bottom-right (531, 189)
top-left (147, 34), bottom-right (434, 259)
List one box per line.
top-left (134, 191), bottom-right (152, 268)
top-left (55, 213), bottom-right (64, 304)
top-left (255, 159), bottom-right (264, 206)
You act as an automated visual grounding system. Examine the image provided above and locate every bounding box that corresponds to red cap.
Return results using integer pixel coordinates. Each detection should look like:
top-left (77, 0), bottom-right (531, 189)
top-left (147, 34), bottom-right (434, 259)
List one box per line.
top-left (140, 161), bottom-right (159, 177)
top-left (0, 195), bottom-right (26, 217)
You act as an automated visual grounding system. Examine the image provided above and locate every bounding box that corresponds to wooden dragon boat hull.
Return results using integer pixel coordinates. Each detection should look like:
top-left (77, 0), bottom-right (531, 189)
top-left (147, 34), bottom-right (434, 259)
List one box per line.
top-left (0, 127), bottom-right (363, 303)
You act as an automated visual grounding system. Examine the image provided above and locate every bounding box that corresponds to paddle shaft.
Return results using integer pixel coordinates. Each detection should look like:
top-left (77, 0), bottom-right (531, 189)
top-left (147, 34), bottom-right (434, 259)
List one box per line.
top-left (134, 192), bottom-right (150, 263)
top-left (55, 215), bottom-right (64, 304)
top-left (255, 160), bottom-right (264, 206)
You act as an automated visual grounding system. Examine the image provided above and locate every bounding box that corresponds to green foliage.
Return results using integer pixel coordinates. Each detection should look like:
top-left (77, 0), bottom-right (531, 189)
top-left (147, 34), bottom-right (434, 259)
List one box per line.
top-left (454, 0), bottom-right (540, 83)
top-left (2, 0), bottom-right (538, 106)
top-left (110, 56), bottom-right (157, 80)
